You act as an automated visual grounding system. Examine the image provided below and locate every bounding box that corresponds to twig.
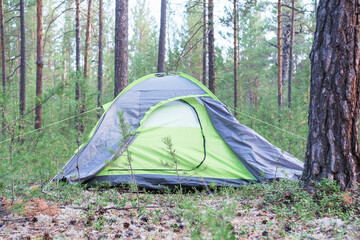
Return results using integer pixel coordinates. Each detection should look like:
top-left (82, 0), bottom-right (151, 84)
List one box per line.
top-left (59, 205), bottom-right (174, 212)
top-left (0, 217), bottom-right (28, 222)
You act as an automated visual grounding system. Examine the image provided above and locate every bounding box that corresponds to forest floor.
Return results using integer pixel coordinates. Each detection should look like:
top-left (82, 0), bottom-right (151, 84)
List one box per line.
top-left (0, 181), bottom-right (360, 239)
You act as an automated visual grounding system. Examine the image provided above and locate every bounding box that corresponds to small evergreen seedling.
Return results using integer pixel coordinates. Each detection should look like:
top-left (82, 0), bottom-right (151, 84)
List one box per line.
top-left (112, 111), bottom-right (140, 208)
top-left (162, 136), bottom-right (182, 197)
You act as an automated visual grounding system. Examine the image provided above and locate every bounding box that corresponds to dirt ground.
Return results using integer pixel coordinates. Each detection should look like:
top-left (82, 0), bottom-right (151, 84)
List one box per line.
top-left (0, 194), bottom-right (358, 239)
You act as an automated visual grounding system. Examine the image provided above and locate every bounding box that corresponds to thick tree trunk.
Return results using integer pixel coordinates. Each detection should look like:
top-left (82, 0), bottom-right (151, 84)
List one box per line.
top-left (114, 0), bottom-right (128, 98)
top-left (157, 0), bottom-right (166, 73)
top-left (97, 0), bottom-right (103, 119)
top-left (35, 0), bottom-right (43, 131)
top-left (233, 0), bottom-right (237, 117)
top-left (0, 0), bottom-right (5, 128)
top-left (277, 0), bottom-right (282, 108)
top-left (288, 0), bottom-right (295, 108)
top-left (208, 0), bottom-right (215, 94)
top-left (301, 0), bottom-right (360, 190)
top-left (19, 0), bottom-right (26, 124)
top-left (202, 0), bottom-right (207, 86)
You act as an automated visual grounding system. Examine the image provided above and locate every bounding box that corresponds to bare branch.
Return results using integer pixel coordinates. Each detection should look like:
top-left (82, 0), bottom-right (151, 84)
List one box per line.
top-left (43, 8), bottom-right (74, 49)
top-left (170, 23), bottom-right (205, 71)
top-left (5, 15), bottom-right (19, 24)
top-left (7, 65), bottom-right (20, 79)
top-left (265, 40), bottom-right (278, 49)
top-left (6, 55), bottom-right (20, 63)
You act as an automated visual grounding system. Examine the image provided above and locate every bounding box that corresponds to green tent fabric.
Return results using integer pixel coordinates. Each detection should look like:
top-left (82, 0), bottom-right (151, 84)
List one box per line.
top-left (55, 73), bottom-right (303, 189)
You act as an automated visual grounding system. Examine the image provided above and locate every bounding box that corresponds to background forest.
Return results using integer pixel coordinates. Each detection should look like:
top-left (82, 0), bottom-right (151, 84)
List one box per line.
top-left (0, 0), bottom-right (315, 194)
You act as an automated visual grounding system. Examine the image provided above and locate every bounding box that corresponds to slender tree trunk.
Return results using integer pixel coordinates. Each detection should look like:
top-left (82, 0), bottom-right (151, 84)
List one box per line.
top-left (83, 0), bottom-right (92, 80)
top-left (277, 0), bottom-right (282, 108)
top-left (301, 0), bottom-right (360, 190)
top-left (157, 0), bottom-right (166, 73)
top-left (282, 23), bottom-right (290, 86)
top-left (81, 0), bottom-right (92, 133)
top-left (75, 0), bottom-right (81, 131)
top-left (233, 0), bottom-right (237, 117)
top-left (114, 0), bottom-right (128, 98)
top-left (19, 0), bottom-right (26, 128)
top-left (202, 0), bottom-right (207, 86)
top-left (35, 0), bottom-right (43, 131)
top-left (0, 0), bottom-right (6, 128)
top-left (288, 0), bottom-right (295, 108)
top-left (208, 0), bottom-right (215, 94)
top-left (97, 0), bottom-right (103, 119)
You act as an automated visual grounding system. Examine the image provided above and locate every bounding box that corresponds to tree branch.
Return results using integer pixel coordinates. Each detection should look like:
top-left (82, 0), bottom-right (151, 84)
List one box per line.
top-left (44, 8), bottom-right (74, 49)
top-left (7, 65), bottom-right (20, 79)
top-left (6, 55), bottom-right (20, 63)
top-left (5, 15), bottom-right (20, 24)
top-left (265, 40), bottom-right (278, 49)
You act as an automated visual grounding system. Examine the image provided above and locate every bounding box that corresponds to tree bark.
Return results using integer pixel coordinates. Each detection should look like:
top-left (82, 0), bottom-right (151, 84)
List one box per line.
top-left (282, 22), bottom-right (290, 86)
top-left (202, 0), bottom-right (207, 86)
top-left (35, 0), bottom-right (43, 131)
top-left (75, 0), bottom-right (81, 131)
top-left (83, 0), bottom-right (92, 79)
top-left (19, 0), bottom-right (26, 125)
top-left (0, 0), bottom-right (6, 128)
top-left (233, 0), bottom-right (237, 117)
top-left (157, 0), bottom-right (166, 73)
top-left (301, 0), bottom-right (360, 190)
top-left (80, 0), bottom-right (92, 133)
top-left (208, 0), bottom-right (215, 94)
top-left (288, 0), bottom-right (295, 108)
top-left (114, 0), bottom-right (128, 98)
top-left (97, 0), bottom-right (103, 119)
top-left (277, 0), bottom-right (282, 108)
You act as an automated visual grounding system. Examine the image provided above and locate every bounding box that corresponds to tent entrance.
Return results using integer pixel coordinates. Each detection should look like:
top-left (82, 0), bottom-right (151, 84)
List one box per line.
top-left (103, 100), bottom-right (206, 174)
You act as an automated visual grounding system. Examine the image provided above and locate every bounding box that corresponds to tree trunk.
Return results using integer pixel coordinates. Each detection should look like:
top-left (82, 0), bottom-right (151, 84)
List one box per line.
top-left (202, 0), bottom-right (207, 86)
top-left (288, 0), bottom-right (295, 108)
top-left (157, 0), bottom-right (166, 73)
top-left (208, 0), bottom-right (215, 94)
top-left (75, 0), bottom-right (81, 131)
top-left (0, 0), bottom-right (5, 128)
top-left (282, 22), bottom-right (290, 86)
top-left (97, 0), bottom-right (103, 119)
top-left (19, 0), bottom-right (26, 126)
top-left (233, 0), bottom-right (237, 117)
top-left (301, 0), bottom-right (360, 190)
top-left (80, 0), bottom-right (92, 133)
top-left (83, 0), bottom-right (92, 80)
top-left (114, 0), bottom-right (128, 98)
top-left (277, 0), bottom-right (282, 108)
top-left (35, 0), bottom-right (43, 131)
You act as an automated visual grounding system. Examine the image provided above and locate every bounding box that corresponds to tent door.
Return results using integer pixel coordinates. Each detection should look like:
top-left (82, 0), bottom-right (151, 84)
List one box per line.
top-left (106, 100), bottom-right (206, 172)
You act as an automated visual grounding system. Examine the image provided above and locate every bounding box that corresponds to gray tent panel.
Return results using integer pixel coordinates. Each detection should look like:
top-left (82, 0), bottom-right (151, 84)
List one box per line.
top-left (85, 174), bottom-right (254, 189)
top-left (200, 97), bottom-right (304, 181)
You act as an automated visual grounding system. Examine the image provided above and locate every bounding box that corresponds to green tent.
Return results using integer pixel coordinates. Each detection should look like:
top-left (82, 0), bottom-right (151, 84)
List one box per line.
top-left (56, 73), bottom-right (303, 188)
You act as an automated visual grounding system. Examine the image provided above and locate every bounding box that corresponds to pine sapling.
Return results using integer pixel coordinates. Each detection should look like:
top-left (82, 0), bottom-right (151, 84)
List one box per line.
top-left (9, 125), bottom-right (15, 204)
top-left (162, 136), bottom-right (182, 197)
top-left (117, 111), bottom-right (140, 208)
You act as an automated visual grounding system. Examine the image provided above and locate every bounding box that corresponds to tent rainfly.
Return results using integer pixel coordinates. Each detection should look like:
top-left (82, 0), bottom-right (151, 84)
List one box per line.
top-left (55, 73), bottom-right (303, 189)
